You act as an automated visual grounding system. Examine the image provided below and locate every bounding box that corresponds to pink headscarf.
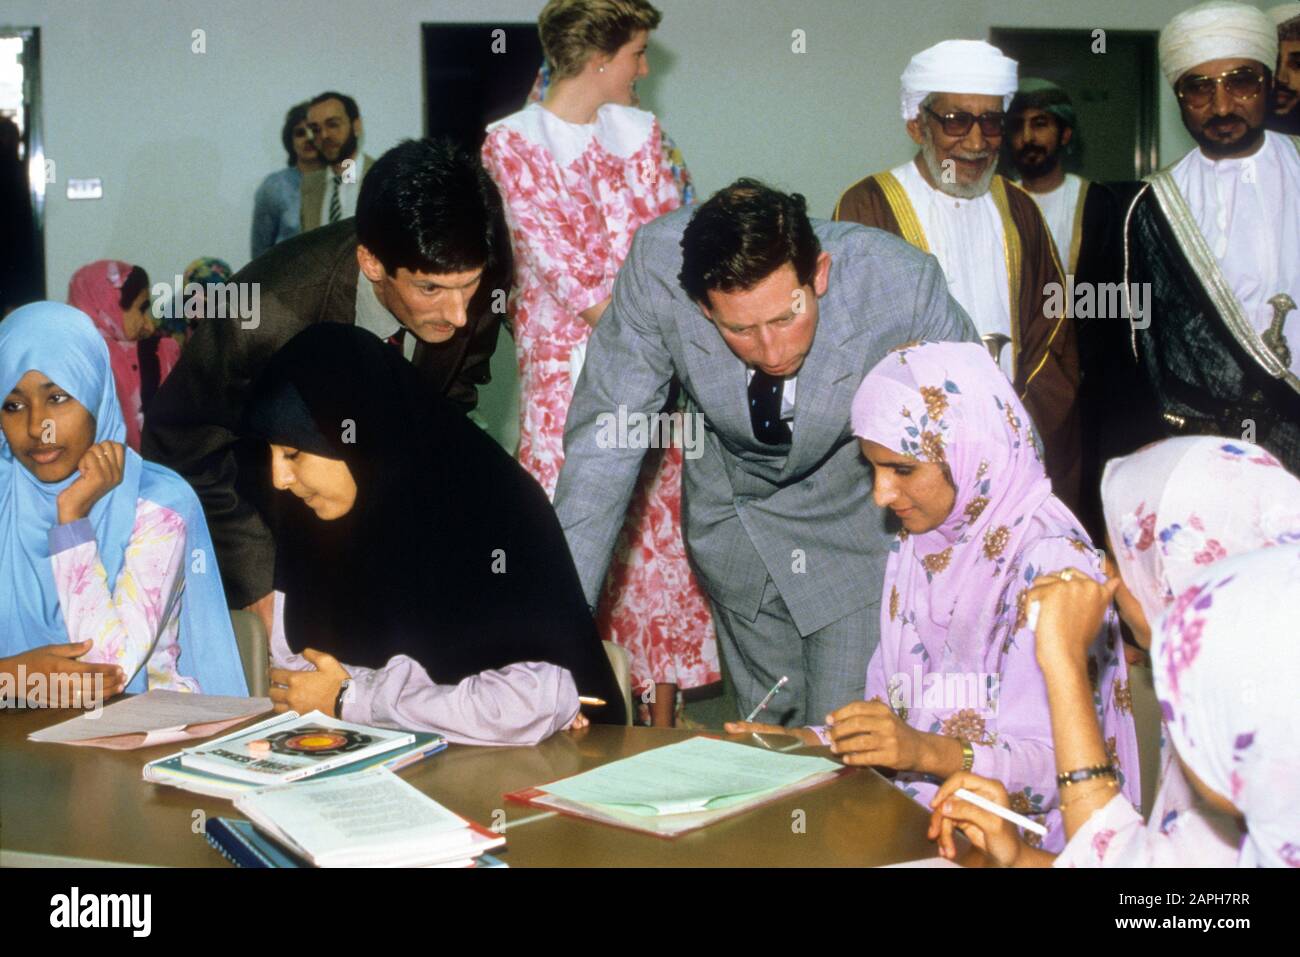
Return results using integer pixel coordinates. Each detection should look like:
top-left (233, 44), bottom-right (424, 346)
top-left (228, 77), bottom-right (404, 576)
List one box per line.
top-left (67, 260), bottom-right (179, 451)
top-left (1101, 437), bottom-right (1300, 626)
top-left (851, 340), bottom-right (1084, 668)
top-left (1153, 544), bottom-right (1300, 867)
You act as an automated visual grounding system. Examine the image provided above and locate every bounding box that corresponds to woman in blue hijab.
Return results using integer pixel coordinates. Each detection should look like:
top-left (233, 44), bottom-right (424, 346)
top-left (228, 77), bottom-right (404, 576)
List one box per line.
top-left (0, 302), bottom-right (246, 700)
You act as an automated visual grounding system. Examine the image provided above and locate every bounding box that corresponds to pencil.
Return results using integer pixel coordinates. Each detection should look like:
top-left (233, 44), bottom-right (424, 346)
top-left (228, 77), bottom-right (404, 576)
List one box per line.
top-left (954, 787), bottom-right (1048, 837)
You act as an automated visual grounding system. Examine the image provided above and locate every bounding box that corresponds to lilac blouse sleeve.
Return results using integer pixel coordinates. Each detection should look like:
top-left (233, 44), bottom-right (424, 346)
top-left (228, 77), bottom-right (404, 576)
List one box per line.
top-left (967, 606), bottom-right (1057, 805)
top-left (269, 592), bottom-right (580, 745)
top-left (48, 502), bottom-right (198, 692)
top-left (963, 538), bottom-right (1098, 811)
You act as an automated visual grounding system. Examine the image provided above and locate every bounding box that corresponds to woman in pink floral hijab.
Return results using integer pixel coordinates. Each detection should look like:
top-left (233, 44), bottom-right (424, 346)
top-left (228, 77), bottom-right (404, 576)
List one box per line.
top-left (67, 260), bottom-right (179, 451)
top-left (1153, 544), bottom-right (1300, 867)
top-left (930, 436), bottom-right (1300, 866)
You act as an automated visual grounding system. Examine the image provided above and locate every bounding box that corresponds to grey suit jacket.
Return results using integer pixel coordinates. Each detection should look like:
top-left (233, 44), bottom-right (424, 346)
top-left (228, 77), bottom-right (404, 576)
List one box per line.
top-left (553, 211), bottom-right (978, 635)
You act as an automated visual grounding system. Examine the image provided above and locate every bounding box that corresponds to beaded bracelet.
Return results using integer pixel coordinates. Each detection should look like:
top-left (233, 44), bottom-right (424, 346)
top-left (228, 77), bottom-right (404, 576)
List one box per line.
top-left (1057, 763), bottom-right (1117, 787)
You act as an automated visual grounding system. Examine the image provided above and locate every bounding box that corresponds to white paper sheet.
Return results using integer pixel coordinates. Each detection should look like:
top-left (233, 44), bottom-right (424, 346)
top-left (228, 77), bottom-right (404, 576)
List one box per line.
top-left (28, 690), bottom-right (271, 747)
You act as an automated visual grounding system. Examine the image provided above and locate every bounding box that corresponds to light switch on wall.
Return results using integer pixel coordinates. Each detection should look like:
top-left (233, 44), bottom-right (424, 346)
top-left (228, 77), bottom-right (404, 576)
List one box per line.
top-left (66, 178), bottom-right (102, 200)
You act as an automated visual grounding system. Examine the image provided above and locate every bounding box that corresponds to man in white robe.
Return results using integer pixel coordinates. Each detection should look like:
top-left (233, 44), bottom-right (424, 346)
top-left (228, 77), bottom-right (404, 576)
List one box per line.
top-left (1122, 0), bottom-right (1300, 473)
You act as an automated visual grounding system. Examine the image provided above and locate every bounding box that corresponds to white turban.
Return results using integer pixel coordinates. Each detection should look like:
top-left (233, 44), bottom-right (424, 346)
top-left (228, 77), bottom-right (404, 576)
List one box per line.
top-left (899, 40), bottom-right (1018, 121)
top-left (1159, 0), bottom-right (1279, 86)
top-left (1270, 3), bottom-right (1300, 27)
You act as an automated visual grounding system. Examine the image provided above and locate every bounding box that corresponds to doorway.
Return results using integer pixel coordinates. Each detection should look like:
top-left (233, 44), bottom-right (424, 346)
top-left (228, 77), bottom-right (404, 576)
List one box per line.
top-left (0, 26), bottom-right (44, 314)
top-left (990, 27), bottom-right (1158, 184)
top-left (423, 23), bottom-right (546, 152)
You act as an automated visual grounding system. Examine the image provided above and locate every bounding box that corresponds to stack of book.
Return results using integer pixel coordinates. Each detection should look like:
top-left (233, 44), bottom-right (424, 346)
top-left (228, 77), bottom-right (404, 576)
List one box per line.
top-left (208, 768), bottom-right (506, 868)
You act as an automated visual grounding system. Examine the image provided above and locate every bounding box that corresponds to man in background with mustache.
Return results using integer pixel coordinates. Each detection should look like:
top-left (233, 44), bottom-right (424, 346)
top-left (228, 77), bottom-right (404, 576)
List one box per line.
top-left (1122, 0), bottom-right (1300, 477)
top-left (834, 40), bottom-right (1079, 512)
top-left (1007, 79), bottom-right (1123, 542)
top-left (1268, 4), bottom-right (1300, 135)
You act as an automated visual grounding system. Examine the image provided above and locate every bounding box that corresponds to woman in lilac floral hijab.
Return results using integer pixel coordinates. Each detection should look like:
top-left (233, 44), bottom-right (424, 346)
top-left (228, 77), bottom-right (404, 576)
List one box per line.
top-left (1153, 545), bottom-right (1300, 867)
top-left (729, 341), bottom-right (1140, 853)
top-left (931, 436), bottom-right (1300, 866)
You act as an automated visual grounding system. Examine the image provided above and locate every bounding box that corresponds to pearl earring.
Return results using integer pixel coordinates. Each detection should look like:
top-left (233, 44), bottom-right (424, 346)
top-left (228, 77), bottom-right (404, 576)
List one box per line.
top-left (598, 66), bottom-right (605, 73)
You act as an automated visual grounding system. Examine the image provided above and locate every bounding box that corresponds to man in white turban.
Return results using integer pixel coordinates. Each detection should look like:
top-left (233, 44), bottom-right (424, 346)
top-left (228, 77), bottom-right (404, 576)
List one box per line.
top-left (834, 39), bottom-right (1081, 513)
top-left (1269, 3), bottom-right (1300, 134)
top-left (1118, 0), bottom-right (1300, 478)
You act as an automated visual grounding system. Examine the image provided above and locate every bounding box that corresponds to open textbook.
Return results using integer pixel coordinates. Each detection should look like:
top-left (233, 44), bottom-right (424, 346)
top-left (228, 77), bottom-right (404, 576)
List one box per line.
top-left (233, 767), bottom-right (505, 867)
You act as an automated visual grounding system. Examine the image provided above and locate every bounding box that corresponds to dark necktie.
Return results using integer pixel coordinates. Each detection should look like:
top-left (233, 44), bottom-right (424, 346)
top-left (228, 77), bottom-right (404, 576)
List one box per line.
top-left (328, 173), bottom-right (342, 223)
top-left (748, 369), bottom-right (791, 445)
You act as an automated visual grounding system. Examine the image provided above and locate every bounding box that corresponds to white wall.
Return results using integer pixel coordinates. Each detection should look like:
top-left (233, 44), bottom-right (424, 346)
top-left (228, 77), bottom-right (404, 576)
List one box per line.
top-left (1, 0), bottom-right (1267, 443)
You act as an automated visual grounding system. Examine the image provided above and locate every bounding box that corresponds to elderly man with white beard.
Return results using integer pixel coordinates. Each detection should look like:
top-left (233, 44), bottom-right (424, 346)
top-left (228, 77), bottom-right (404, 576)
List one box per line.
top-left (835, 39), bottom-right (1080, 514)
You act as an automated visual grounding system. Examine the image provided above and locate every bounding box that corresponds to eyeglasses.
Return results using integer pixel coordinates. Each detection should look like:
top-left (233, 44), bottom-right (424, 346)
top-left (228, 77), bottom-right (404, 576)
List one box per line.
top-left (923, 106), bottom-right (1006, 138)
top-left (1175, 67), bottom-right (1266, 108)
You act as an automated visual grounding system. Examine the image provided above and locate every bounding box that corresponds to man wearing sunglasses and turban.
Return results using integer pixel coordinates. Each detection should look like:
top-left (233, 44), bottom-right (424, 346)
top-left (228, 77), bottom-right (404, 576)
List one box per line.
top-left (1120, 0), bottom-right (1300, 476)
top-left (834, 40), bottom-right (1080, 515)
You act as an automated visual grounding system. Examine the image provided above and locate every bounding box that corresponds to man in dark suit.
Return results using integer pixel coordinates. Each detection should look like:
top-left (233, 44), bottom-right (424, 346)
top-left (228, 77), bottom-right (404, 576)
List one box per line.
top-left (143, 138), bottom-right (511, 633)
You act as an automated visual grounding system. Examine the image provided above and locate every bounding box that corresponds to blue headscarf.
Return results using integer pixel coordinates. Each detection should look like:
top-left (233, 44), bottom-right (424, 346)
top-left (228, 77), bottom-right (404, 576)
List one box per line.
top-left (0, 302), bottom-right (247, 695)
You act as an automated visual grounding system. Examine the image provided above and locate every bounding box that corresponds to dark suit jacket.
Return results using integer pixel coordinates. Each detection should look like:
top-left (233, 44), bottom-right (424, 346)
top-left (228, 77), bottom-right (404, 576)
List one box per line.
top-left (141, 220), bottom-right (506, 608)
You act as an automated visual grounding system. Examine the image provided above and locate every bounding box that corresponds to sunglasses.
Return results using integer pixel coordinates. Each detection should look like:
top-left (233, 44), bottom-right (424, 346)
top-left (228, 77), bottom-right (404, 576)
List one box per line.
top-left (924, 106), bottom-right (1006, 138)
top-left (1176, 67), bottom-right (1265, 108)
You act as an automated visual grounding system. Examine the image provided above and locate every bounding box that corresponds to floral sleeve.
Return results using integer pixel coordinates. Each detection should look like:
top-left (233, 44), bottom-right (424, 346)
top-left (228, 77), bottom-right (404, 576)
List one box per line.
top-left (49, 500), bottom-right (198, 692)
top-left (1055, 770), bottom-right (1241, 867)
top-left (481, 127), bottom-right (611, 316)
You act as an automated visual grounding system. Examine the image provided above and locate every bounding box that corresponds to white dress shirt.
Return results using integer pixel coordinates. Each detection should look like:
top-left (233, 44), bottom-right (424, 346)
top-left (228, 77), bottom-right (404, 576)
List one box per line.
top-left (320, 159), bottom-right (363, 224)
top-left (1024, 172), bottom-right (1083, 270)
top-left (893, 159), bottom-right (1014, 380)
top-left (353, 269), bottom-right (417, 362)
top-left (1171, 131), bottom-right (1300, 374)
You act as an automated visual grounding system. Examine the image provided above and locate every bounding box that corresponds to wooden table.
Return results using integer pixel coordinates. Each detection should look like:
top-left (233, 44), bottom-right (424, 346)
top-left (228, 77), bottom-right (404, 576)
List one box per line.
top-left (1, 707), bottom-right (974, 867)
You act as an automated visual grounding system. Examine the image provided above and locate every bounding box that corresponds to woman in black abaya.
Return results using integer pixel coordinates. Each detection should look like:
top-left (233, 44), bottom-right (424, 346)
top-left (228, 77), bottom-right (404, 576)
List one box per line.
top-left (248, 323), bottom-right (625, 742)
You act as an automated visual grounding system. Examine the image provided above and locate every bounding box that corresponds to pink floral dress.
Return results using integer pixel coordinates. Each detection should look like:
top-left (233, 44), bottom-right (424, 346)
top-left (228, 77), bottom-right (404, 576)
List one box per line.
top-left (482, 103), bottom-right (718, 706)
top-left (50, 499), bottom-right (200, 691)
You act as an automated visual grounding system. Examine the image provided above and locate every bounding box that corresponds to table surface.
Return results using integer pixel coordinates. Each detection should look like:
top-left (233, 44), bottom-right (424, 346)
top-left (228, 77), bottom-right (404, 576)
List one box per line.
top-left (1, 707), bottom-right (979, 867)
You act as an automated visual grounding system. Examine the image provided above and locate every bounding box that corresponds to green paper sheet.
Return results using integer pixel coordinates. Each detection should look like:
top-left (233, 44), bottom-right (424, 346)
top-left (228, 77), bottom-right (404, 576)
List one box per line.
top-left (542, 736), bottom-right (840, 816)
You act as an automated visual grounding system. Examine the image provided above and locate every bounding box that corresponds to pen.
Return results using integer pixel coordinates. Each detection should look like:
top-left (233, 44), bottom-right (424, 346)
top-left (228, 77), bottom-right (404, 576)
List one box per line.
top-left (578, 696), bottom-right (606, 707)
top-left (953, 787), bottom-right (1048, 837)
top-left (744, 675), bottom-right (789, 722)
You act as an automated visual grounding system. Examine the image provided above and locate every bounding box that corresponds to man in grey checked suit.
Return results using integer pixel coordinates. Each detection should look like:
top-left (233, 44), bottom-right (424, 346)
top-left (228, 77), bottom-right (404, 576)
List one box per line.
top-left (554, 180), bottom-right (977, 725)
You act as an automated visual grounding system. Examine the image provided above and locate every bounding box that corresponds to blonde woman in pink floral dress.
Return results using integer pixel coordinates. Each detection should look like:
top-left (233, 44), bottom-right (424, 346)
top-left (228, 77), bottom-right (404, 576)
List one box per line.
top-left (481, 0), bottom-right (715, 724)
